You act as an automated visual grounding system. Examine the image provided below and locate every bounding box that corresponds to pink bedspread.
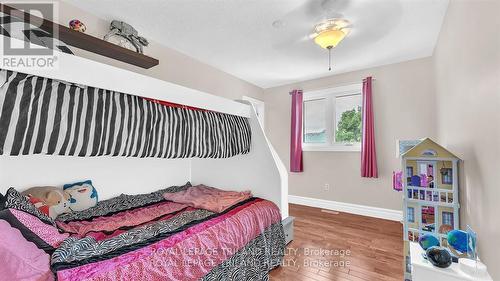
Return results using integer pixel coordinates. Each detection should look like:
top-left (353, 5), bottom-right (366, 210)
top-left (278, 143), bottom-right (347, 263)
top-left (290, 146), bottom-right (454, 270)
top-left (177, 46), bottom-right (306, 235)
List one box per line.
top-left (163, 184), bottom-right (252, 213)
top-left (56, 198), bottom-right (281, 281)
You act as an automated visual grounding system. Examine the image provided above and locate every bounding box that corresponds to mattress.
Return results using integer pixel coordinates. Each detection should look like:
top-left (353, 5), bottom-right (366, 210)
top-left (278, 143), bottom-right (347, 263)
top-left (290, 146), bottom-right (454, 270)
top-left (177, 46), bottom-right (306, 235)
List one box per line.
top-left (51, 185), bottom-right (285, 280)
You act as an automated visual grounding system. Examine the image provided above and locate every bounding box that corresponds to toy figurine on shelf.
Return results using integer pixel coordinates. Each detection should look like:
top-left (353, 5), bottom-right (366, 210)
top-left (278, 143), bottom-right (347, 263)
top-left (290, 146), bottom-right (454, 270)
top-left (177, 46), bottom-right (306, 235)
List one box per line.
top-left (104, 20), bottom-right (149, 54)
top-left (69, 19), bottom-right (86, 33)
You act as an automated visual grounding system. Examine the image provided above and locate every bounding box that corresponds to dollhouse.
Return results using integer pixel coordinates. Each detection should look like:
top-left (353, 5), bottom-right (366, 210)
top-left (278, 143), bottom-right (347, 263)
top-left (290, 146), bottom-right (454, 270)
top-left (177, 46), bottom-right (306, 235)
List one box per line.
top-left (400, 138), bottom-right (460, 244)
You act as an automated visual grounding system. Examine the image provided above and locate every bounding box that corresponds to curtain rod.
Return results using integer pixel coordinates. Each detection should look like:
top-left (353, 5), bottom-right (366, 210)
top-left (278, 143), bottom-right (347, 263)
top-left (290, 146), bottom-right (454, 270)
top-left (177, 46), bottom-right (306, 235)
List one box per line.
top-left (290, 77), bottom-right (377, 94)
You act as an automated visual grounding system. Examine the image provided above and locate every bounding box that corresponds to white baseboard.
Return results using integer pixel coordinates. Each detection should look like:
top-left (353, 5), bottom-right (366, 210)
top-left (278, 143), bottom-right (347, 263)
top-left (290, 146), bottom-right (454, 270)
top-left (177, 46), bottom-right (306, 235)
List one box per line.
top-left (288, 195), bottom-right (403, 222)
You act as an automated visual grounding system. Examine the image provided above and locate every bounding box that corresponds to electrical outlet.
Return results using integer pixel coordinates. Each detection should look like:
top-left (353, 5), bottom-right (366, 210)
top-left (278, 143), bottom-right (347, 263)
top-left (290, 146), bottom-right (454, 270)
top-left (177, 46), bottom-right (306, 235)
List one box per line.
top-left (324, 183), bottom-right (330, 191)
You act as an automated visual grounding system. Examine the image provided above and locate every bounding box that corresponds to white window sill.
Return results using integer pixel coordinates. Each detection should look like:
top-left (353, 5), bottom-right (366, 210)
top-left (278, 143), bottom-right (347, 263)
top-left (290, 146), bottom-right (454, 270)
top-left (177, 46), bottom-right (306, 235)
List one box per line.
top-left (302, 144), bottom-right (361, 152)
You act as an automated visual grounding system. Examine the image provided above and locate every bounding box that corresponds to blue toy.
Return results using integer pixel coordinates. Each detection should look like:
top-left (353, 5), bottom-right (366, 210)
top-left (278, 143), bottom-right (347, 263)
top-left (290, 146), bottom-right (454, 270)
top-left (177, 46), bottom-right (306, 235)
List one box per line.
top-left (410, 175), bottom-right (421, 187)
top-left (418, 234), bottom-right (440, 250)
top-left (447, 229), bottom-right (468, 255)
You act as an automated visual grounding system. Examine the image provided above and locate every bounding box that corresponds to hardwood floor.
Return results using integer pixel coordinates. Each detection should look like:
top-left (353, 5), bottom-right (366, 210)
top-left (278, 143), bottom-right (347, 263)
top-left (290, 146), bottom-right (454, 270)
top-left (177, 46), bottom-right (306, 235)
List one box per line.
top-left (270, 204), bottom-right (404, 281)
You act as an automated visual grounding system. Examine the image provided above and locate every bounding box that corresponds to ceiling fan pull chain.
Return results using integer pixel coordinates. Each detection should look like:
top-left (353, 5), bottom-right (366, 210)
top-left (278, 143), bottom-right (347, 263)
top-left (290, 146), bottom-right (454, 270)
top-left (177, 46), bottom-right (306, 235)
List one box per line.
top-left (328, 46), bottom-right (332, 71)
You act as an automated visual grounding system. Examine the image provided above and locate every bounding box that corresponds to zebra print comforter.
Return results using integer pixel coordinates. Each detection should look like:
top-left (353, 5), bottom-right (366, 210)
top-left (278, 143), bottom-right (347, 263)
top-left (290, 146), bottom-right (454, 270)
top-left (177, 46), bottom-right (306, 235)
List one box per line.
top-left (0, 69), bottom-right (251, 158)
top-left (52, 187), bottom-right (284, 281)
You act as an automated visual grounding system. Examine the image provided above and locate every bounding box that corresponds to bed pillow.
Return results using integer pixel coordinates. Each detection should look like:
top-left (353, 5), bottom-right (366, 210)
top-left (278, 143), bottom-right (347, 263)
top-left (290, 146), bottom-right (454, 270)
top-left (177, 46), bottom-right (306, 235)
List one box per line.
top-left (0, 208), bottom-right (68, 254)
top-left (63, 180), bottom-right (98, 212)
top-left (3, 188), bottom-right (55, 226)
top-left (0, 219), bottom-right (53, 281)
top-left (57, 182), bottom-right (191, 222)
top-left (22, 186), bottom-right (71, 219)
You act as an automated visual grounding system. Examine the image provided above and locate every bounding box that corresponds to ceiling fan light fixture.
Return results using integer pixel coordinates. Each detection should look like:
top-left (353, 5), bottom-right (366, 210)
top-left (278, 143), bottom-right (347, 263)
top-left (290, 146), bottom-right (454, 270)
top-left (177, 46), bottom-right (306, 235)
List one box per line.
top-left (313, 18), bottom-right (350, 49)
top-left (312, 18), bottom-right (351, 71)
top-left (314, 29), bottom-right (346, 49)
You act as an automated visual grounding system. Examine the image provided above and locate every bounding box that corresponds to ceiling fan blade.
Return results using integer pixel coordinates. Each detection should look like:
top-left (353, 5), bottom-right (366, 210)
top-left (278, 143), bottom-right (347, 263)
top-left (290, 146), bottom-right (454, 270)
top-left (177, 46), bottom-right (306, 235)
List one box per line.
top-left (279, 1), bottom-right (325, 27)
top-left (277, 0), bottom-right (352, 35)
top-left (272, 32), bottom-right (312, 50)
top-left (321, 0), bottom-right (351, 15)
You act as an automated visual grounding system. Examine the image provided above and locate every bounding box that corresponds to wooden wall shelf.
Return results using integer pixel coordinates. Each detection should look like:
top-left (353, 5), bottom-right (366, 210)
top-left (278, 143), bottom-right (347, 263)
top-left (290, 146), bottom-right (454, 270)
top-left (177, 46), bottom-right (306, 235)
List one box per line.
top-left (0, 4), bottom-right (159, 69)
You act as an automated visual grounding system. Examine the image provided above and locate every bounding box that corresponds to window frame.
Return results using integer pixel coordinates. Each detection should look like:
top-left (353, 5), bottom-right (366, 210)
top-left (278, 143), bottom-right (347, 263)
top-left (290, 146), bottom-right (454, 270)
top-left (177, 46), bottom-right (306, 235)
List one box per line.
top-left (302, 83), bottom-right (363, 152)
top-left (442, 211), bottom-right (454, 227)
top-left (441, 168), bottom-right (453, 185)
top-left (407, 207), bottom-right (415, 223)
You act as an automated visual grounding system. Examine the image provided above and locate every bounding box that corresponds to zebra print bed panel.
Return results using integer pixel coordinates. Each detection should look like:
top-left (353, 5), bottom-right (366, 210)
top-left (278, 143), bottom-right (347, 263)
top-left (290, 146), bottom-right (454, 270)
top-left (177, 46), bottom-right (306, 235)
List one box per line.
top-left (202, 222), bottom-right (284, 281)
top-left (0, 69), bottom-right (251, 158)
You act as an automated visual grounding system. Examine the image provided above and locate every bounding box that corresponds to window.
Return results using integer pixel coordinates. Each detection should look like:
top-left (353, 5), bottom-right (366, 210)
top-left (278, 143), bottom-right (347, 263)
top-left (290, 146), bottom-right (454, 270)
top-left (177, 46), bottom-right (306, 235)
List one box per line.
top-left (442, 212), bottom-right (454, 227)
top-left (407, 207), bottom-right (415, 223)
top-left (418, 162), bottom-right (434, 177)
top-left (303, 99), bottom-right (327, 143)
top-left (335, 94), bottom-right (362, 143)
top-left (406, 167), bottom-right (414, 185)
top-left (441, 168), bottom-right (453, 184)
top-left (302, 84), bottom-right (362, 151)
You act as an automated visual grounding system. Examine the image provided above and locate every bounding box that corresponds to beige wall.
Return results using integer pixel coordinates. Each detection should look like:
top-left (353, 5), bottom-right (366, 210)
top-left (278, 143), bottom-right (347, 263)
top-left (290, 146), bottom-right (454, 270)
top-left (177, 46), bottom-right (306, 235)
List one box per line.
top-left (433, 0), bottom-right (500, 279)
top-left (264, 58), bottom-right (437, 211)
top-left (55, 1), bottom-right (264, 101)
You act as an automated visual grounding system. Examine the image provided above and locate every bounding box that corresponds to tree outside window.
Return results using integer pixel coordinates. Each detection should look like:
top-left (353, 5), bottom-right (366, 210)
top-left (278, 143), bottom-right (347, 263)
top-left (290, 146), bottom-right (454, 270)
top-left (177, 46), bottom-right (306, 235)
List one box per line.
top-left (335, 105), bottom-right (362, 143)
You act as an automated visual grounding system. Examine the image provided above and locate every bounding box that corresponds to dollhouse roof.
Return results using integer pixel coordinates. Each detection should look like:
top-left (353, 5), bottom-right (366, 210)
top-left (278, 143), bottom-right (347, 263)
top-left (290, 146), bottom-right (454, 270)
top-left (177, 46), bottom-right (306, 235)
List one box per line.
top-left (402, 138), bottom-right (460, 159)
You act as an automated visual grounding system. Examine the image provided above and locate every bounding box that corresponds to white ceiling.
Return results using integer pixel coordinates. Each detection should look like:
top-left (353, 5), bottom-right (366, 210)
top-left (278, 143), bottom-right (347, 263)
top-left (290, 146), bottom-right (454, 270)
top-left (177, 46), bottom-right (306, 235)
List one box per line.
top-left (63, 0), bottom-right (449, 88)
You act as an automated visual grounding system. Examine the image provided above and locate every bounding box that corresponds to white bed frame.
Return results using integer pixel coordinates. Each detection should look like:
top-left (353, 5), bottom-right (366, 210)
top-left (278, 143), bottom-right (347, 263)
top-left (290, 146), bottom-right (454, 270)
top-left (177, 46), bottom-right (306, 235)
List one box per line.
top-left (0, 36), bottom-right (288, 218)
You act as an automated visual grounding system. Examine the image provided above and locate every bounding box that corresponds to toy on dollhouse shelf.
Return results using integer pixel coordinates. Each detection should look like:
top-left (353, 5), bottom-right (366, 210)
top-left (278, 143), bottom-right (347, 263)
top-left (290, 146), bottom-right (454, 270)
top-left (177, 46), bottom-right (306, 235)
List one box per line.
top-left (398, 138), bottom-right (460, 244)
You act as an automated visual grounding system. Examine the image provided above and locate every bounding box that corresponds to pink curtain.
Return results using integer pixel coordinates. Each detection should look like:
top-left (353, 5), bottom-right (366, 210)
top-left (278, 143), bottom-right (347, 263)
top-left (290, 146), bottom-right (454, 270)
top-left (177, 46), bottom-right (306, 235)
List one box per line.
top-left (290, 89), bottom-right (303, 172)
top-left (361, 77), bottom-right (378, 178)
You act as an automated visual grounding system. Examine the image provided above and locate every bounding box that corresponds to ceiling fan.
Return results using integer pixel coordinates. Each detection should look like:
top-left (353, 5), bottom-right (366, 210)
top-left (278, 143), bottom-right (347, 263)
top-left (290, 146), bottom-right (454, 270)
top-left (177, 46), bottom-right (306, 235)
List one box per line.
top-left (272, 0), bottom-right (353, 70)
top-left (311, 18), bottom-right (352, 70)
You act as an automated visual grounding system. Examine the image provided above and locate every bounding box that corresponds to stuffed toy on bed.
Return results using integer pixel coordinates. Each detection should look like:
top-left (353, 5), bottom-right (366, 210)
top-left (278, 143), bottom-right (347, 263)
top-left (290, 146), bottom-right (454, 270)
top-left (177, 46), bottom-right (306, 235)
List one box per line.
top-left (63, 180), bottom-right (98, 212)
top-left (21, 186), bottom-right (71, 219)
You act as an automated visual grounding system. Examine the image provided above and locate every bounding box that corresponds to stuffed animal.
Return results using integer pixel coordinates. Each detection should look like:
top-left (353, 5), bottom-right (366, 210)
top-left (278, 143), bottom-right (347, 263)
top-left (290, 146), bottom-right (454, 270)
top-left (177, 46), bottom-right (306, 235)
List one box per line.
top-left (21, 186), bottom-right (71, 219)
top-left (63, 180), bottom-right (98, 212)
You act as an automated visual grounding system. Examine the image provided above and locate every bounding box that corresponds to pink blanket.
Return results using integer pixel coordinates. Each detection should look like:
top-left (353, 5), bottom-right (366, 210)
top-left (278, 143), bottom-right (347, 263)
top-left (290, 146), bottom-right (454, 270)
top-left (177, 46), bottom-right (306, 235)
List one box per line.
top-left (56, 198), bottom-right (281, 281)
top-left (163, 185), bottom-right (252, 213)
top-left (57, 201), bottom-right (187, 238)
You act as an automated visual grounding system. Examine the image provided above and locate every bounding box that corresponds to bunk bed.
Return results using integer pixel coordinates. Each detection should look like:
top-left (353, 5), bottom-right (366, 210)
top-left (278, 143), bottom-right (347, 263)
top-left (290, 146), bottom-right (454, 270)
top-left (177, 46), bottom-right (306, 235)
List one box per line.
top-left (0, 35), bottom-right (288, 280)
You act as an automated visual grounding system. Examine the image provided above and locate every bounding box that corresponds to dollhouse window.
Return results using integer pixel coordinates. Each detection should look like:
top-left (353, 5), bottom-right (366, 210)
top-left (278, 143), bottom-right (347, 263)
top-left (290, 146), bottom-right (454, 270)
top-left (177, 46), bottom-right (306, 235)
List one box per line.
top-left (406, 167), bottom-right (414, 184)
top-left (406, 167), bottom-right (413, 177)
top-left (441, 168), bottom-right (453, 184)
top-left (302, 84), bottom-right (362, 151)
top-left (407, 207), bottom-right (415, 223)
top-left (418, 163), bottom-right (434, 176)
top-left (421, 206), bottom-right (436, 232)
top-left (422, 149), bottom-right (437, 156)
top-left (442, 212), bottom-right (454, 227)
